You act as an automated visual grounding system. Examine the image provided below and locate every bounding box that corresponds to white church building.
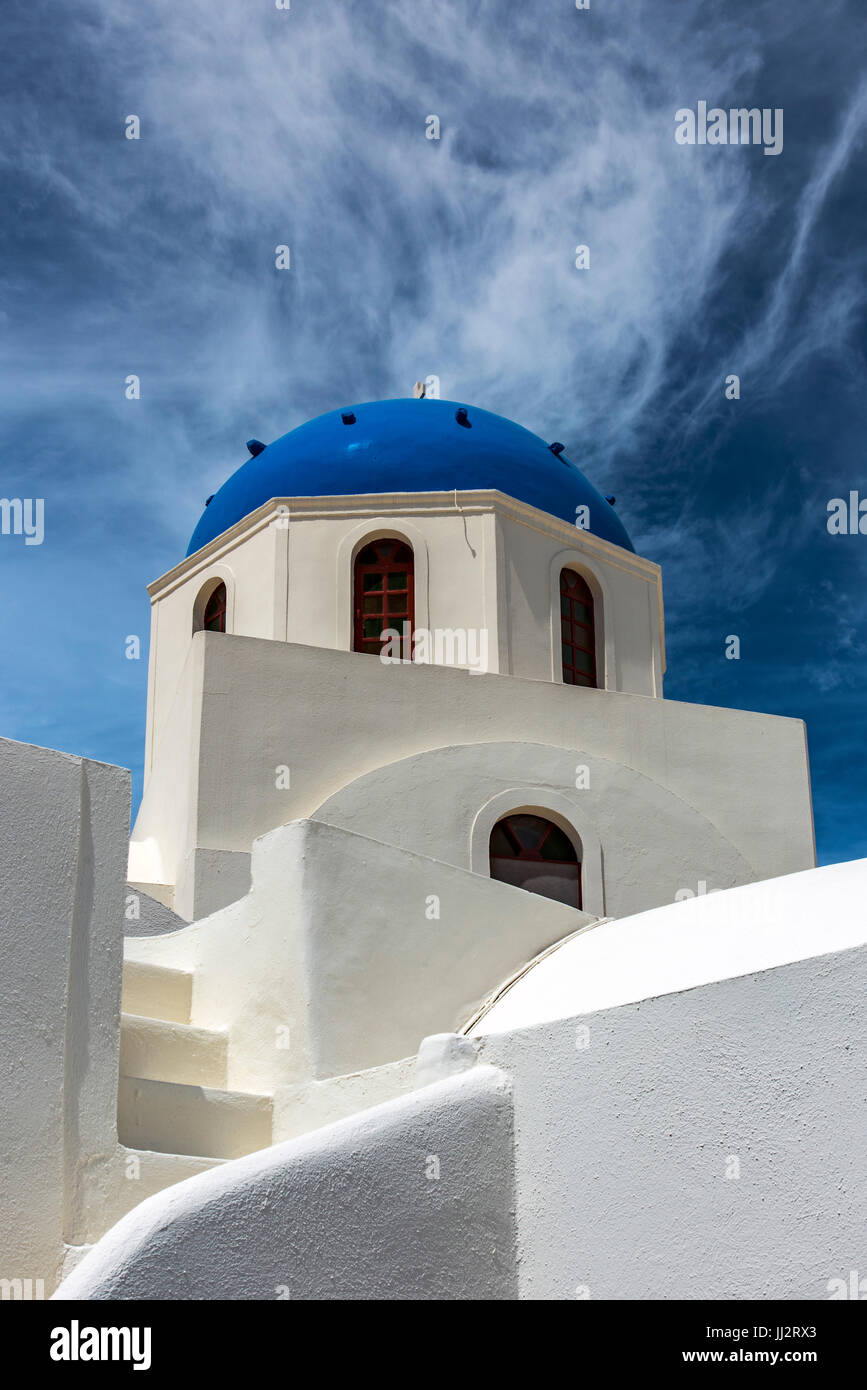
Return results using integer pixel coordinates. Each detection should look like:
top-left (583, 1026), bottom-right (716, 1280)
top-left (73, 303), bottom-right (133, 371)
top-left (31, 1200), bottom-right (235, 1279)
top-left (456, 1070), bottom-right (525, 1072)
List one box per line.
top-left (1, 395), bottom-right (863, 1300)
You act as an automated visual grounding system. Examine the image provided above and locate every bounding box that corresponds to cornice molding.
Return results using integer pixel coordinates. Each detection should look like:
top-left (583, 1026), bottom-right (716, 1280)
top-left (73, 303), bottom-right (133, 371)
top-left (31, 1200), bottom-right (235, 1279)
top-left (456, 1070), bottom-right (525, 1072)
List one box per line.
top-left (150, 491), bottom-right (660, 600)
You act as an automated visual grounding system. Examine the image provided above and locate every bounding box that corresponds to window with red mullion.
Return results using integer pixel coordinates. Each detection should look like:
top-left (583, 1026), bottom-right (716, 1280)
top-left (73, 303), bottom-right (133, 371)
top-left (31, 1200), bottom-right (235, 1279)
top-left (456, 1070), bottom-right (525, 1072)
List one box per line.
top-left (560, 569), bottom-right (596, 687)
top-left (489, 813), bottom-right (582, 909)
top-left (490, 814), bottom-right (576, 865)
top-left (203, 582), bottom-right (227, 633)
top-left (353, 540), bottom-right (415, 657)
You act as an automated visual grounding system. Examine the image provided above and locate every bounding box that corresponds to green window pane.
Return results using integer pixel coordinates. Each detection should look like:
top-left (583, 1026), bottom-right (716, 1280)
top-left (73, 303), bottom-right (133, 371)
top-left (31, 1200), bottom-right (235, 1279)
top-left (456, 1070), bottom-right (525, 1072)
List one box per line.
top-left (363, 619), bottom-right (383, 639)
top-left (387, 572), bottom-right (407, 590)
top-left (363, 574), bottom-right (383, 592)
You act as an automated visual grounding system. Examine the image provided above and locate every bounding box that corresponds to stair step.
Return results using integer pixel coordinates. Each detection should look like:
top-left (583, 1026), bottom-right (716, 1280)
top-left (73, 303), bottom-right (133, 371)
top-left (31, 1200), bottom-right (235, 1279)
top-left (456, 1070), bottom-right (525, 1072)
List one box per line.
top-left (120, 1014), bottom-right (228, 1089)
top-left (118, 1076), bottom-right (273, 1161)
top-left (122, 960), bottom-right (193, 1024)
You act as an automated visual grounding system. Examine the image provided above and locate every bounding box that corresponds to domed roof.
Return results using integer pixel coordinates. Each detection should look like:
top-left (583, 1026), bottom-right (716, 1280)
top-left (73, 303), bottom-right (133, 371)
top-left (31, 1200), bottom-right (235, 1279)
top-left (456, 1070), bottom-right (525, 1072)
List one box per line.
top-left (186, 398), bottom-right (634, 556)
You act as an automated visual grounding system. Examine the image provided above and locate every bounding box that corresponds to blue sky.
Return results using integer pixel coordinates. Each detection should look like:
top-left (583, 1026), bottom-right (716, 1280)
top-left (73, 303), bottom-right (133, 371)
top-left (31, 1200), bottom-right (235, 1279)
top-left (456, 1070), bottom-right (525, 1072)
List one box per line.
top-left (1, 0), bottom-right (865, 863)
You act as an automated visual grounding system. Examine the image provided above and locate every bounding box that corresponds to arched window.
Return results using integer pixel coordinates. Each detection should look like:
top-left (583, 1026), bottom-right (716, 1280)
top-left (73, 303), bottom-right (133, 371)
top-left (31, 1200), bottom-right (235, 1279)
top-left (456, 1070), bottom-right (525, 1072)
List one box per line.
top-left (489, 813), bottom-right (582, 909)
top-left (201, 581), bottom-right (227, 633)
top-left (353, 539), bottom-right (414, 657)
top-left (560, 569), bottom-right (596, 687)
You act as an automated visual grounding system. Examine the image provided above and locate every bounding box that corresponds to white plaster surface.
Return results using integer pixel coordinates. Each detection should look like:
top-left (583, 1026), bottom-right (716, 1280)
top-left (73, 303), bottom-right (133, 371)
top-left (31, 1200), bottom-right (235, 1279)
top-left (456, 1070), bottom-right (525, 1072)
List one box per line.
top-left (478, 941), bottom-right (867, 1299)
top-left (53, 1065), bottom-right (518, 1301)
top-left (0, 737), bottom-right (228, 1291)
top-left (313, 741), bottom-right (756, 920)
top-left (0, 738), bottom-right (130, 1291)
top-left (4, 723), bottom-right (857, 1301)
top-left (271, 1056), bottom-right (418, 1142)
top-left (471, 857), bottom-right (867, 1034)
top-left (124, 818), bottom-right (593, 1092)
top-left (131, 631), bottom-right (815, 916)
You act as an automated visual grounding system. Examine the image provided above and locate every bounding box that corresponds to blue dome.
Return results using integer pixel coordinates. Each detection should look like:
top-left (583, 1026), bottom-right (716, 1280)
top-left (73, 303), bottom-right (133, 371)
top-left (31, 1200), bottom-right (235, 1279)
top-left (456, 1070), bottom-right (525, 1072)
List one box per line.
top-left (187, 398), bottom-right (633, 556)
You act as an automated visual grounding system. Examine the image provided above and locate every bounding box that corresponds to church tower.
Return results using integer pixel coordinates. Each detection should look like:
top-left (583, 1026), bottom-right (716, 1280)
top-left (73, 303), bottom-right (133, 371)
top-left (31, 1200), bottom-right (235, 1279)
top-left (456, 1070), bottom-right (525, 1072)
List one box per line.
top-left (129, 395), bottom-right (812, 929)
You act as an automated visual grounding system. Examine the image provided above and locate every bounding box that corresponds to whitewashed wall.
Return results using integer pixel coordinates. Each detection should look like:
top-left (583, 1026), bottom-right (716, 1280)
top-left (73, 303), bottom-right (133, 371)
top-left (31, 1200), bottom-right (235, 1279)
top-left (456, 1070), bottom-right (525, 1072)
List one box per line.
top-left (131, 632), bottom-right (814, 918)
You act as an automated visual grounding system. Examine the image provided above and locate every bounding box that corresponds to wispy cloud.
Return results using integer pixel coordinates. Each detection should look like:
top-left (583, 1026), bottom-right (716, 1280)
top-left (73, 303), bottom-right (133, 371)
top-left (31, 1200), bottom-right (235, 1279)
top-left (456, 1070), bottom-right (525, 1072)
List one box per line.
top-left (6, 0), bottom-right (859, 512)
top-left (682, 75), bottom-right (867, 429)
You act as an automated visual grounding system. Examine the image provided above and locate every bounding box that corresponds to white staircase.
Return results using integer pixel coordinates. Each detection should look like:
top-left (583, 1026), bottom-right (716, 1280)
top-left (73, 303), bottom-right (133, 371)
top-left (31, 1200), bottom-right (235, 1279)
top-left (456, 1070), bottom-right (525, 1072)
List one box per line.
top-left (118, 960), bottom-right (273, 1161)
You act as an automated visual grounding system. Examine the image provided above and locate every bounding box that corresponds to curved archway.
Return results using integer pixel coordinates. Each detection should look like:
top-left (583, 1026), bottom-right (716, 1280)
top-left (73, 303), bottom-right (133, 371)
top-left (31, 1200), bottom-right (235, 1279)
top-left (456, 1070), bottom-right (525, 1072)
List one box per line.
top-left (353, 537), bottom-right (415, 657)
top-left (336, 519), bottom-right (430, 652)
top-left (193, 576), bottom-right (229, 634)
top-left (489, 812), bottom-right (582, 909)
top-left (471, 787), bottom-right (603, 916)
top-left (203, 582), bottom-right (227, 632)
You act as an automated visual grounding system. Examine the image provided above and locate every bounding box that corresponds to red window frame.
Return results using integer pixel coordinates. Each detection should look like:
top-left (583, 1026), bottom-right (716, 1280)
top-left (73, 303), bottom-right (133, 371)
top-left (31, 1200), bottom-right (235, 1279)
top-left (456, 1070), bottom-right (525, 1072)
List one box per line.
top-left (203, 582), bottom-right (227, 633)
top-left (353, 539), bottom-right (414, 657)
top-left (489, 813), bottom-right (582, 909)
top-left (560, 569), bottom-right (596, 687)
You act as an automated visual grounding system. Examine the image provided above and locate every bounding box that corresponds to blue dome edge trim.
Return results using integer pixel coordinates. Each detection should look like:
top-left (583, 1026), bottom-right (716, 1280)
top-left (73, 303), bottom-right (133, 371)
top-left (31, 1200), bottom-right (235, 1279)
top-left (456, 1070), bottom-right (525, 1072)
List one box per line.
top-left (186, 398), bottom-right (635, 556)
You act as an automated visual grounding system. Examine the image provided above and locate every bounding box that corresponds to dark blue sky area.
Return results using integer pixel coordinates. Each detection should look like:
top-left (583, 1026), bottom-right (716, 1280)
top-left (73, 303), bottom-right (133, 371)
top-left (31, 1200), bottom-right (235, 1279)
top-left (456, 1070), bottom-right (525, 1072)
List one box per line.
top-left (1, 0), bottom-right (865, 864)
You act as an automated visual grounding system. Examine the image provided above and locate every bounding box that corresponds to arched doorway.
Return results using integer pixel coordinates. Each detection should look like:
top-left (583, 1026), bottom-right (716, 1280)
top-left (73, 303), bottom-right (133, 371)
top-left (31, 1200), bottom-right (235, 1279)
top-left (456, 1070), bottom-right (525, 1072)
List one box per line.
top-left (489, 813), bottom-right (582, 909)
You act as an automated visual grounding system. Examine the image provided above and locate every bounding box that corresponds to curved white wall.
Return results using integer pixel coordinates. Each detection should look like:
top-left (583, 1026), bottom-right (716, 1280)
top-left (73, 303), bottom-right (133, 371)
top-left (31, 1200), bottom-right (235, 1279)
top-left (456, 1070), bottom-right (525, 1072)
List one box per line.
top-left (312, 740), bottom-right (755, 919)
top-left (125, 819), bottom-right (595, 1089)
top-left (480, 937), bottom-right (867, 1299)
top-left (131, 632), bottom-right (814, 919)
top-left (472, 856), bottom-right (867, 1033)
top-left (53, 1066), bottom-right (518, 1301)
